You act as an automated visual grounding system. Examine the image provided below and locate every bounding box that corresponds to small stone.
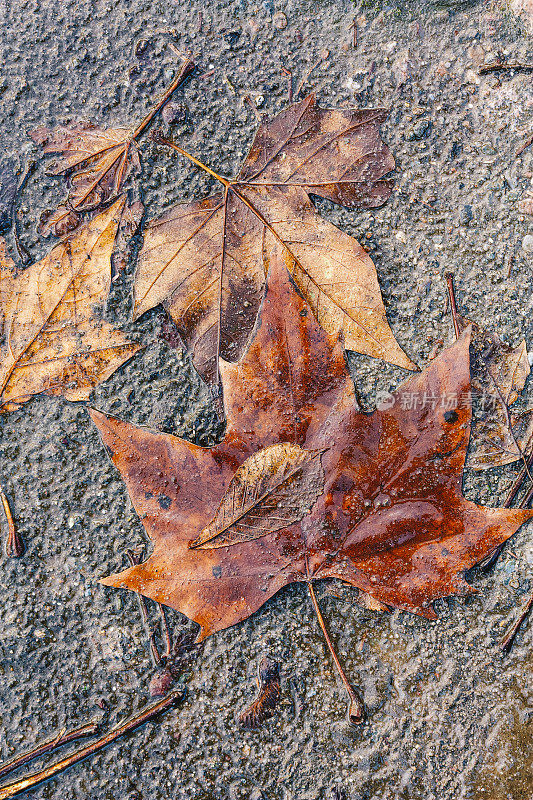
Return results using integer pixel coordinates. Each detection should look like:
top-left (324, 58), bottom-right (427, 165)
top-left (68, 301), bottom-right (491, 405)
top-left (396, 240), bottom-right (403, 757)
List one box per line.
top-left (272, 11), bottom-right (287, 29)
top-left (459, 204), bottom-right (473, 225)
top-left (521, 234), bottom-right (533, 253)
top-left (409, 119), bottom-right (432, 140)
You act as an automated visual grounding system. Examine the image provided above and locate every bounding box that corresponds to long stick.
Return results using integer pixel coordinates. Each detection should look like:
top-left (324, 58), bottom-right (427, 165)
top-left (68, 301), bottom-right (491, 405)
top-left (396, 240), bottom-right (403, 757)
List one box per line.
top-left (307, 581), bottom-right (365, 724)
top-left (0, 690), bottom-right (183, 800)
top-left (0, 722), bottom-right (99, 781)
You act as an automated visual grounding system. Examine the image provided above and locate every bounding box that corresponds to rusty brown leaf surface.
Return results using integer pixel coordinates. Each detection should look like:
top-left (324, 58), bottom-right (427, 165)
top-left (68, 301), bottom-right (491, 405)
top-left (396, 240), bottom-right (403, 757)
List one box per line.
top-left (134, 94), bottom-right (415, 387)
top-left (90, 247), bottom-right (531, 642)
top-left (454, 313), bottom-right (532, 469)
top-left (0, 199), bottom-right (140, 413)
top-left (29, 59), bottom-right (194, 235)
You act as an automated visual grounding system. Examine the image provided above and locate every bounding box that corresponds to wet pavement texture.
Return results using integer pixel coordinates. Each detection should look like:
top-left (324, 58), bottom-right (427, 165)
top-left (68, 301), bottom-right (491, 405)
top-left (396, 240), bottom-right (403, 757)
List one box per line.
top-left (0, 0), bottom-right (532, 798)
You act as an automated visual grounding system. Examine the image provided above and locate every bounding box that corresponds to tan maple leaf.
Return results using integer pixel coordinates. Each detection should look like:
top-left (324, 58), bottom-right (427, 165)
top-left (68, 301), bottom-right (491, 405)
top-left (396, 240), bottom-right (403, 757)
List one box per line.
top-left (133, 94), bottom-right (415, 388)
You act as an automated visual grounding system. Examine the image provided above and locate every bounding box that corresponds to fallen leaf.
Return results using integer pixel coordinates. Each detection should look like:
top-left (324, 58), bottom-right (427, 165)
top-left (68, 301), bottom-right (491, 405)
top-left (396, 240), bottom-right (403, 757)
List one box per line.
top-left (454, 314), bottom-right (531, 469)
top-left (90, 247), bottom-right (531, 642)
top-left (190, 442), bottom-right (325, 549)
top-left (38, 205), bottom-right (81, 239)
top-left (133, 94), bottom-right (415, 386)
top-left (0, 198), bottom-right (140, 413)
top-left (30, 59), bottom-right (195, 232)
top-left (30, 122), bottom-right (142, 214)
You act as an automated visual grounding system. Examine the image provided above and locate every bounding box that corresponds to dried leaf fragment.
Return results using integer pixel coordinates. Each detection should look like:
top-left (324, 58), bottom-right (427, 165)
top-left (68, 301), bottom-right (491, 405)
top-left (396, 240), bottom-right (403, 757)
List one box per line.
top-left (0, 161), bottom-right (17, 235)
top-left (239, 657), bottom-right (281, 728)
top-left (190, 443), bottom-right (325, 549)
top-left (0, 199), bottom-right (140, 413)
top-left (29, 59), bottom-right (195, 235)
top-left (455, 313), bottom-right (531, 469)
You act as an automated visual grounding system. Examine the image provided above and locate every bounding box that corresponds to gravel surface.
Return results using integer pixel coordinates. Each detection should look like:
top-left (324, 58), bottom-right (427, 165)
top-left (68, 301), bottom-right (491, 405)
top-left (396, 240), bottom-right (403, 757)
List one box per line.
top-left (0, 0), bottom-right (532, 798)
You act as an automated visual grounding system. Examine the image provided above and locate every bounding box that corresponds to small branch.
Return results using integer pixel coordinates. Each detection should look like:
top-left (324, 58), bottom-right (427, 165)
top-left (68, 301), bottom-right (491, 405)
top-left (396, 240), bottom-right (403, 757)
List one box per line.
top-left (1, 490), bottom-right (24, 558)
top-left (0, 721), bottom-right (99, 781)
top-left (159, 603), bottom-right (173, 661)
top-left (0, 691), bottom-right (183, 800)
top-left (444, 272), bottom-right (461, 339)
top-left (479, 61), bottom-right (533, 75)
top-left (12, 161), bottom-right (36, 266)
top-left (307, 581), bottom-right (365, 725)
top-left (503, 453), bottom-right (533, 507)
top-left (131, 57), bottom-right (196, 140)
top-left (501, 590), bottom-right (533, 652)
top-left (517, 133), bottom-right (533, 157)
top-left (351, 18), bottom-right (358, 48)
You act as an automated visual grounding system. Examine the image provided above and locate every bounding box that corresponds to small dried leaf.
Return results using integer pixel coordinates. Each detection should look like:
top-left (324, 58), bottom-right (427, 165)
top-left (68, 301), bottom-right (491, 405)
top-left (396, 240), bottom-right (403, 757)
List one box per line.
top-left (30, 123), bottom-right (141, 213)
top-left (239, 657), bottom-right (281, 728)
top-left (0, 199), bottom-right (141, 413)
top-left (38, 205), bottom-right (81, 238)
top-left (191, 443), bottom-right (325, 549)
top-left (455, 314), bottom-right (532, 469)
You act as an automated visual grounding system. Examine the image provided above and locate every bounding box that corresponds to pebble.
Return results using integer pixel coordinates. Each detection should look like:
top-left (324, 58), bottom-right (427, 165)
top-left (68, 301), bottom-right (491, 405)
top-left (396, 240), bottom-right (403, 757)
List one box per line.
top-left (521, 234), bottom-right (533, 252)
top-left (272, 11), bottom-right (288, 29)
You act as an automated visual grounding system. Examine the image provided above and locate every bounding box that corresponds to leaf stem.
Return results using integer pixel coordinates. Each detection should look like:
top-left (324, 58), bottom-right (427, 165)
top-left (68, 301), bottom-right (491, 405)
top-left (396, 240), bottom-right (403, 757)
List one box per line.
top-left (307, 581), bottom-right (365, 724)
top-left (156, 138), bottom-right (230, 187)
top-left (0, 691), bottom-right (183, 800)
top-left (131, 58), bottom-right (196, 141)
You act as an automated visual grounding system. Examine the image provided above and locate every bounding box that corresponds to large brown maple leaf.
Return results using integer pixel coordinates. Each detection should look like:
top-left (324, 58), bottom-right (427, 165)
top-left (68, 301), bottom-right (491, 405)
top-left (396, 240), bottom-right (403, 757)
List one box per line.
top-left (90, 246), bottom-right (531, 646)
top-left (133, 94), bottom-right (415, 388)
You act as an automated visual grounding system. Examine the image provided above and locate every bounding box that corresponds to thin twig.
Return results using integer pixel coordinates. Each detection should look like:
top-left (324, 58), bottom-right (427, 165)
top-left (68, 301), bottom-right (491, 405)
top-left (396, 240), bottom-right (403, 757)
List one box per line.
top-left (295, 58), bottom-right (323, 99)
top-left (1, 490), bottom-right (24, 558)
top-left (12, 161), bottom-right (36, 266)
top-left (281, 67), bottom-right (293, 104)
top-left (0, 691), bottom-right (183, 800)
top-left (444, 272), bottom-right (461, 339)
top-left (352, 18), bottom-right (358, 48)
top-left (0, 721), bottom-right (99, 781)
top-left (516, 133), bottom-right (533, 157)
top-left (307, 581), bottom-right (365, 724)
top-left (159, 604), bottom-right (173, 661)
top-left (501, 590), bottom-right (533, 651)
top-left (479, 61), bottom-right (533, 74)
